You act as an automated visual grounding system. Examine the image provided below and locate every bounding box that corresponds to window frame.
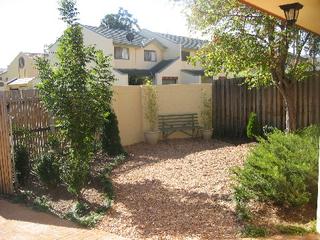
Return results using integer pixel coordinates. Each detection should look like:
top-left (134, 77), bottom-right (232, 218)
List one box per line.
top-left (144, 50), bottom-right (157, 62)
top-left (114, 47), bottom-right (130, 60)
top-left (162, 76), bottom-right (178, 85)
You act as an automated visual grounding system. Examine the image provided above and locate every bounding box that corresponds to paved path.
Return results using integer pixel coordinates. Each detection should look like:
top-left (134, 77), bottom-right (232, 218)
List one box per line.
top-left (0, 199), bottom-right (126, 240)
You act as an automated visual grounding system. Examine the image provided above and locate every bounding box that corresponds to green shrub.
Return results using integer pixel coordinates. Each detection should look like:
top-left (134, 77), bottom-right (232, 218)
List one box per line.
top-left (241, 225), bottom-right (268, 238)
top-left (11, 190), bottom-right (33, 203)
top-left (14, 145), bottom-right (30, 185)
top-left (276, 224), bottom-right (311, 236)
top-left (246, 112), bottom-right (260, 139)
top-left (34, 152), bottom-right (61, 188)
top-left (298, 124), bottom-right (320, 144)
top-left (66, 202), bottom-right (104, 227)
top-left (101, 110), bottom-right (126, 156)
top-left (32, 196), bottom-right (51, 212)
top-left (262, 124), bottom-right (277, 136)
top-left (144, 79), bottom-right (158, 131)
top-left (233, 126), bottom-right (319, 209)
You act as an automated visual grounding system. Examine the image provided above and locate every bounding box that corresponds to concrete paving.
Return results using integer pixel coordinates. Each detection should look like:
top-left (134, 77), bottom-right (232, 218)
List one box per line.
top-left (0, 199), bottom-right (126, 240)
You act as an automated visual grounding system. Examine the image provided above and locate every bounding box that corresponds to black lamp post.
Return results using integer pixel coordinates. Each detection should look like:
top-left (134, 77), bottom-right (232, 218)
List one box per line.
top-left (279, 2), bottom-right (303, 26)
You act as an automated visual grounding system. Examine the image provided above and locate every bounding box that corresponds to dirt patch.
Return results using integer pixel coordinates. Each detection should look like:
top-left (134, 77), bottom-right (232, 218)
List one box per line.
top-left (97, 138), bottom-right (253, 239)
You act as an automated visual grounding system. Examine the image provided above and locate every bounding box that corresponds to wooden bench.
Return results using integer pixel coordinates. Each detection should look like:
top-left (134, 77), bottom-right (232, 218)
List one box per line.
top-left (158, 113), bottom-right (200, 139)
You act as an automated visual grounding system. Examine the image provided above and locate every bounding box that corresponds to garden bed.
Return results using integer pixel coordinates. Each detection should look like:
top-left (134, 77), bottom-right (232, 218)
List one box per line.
top-left (3, 138), bottom-right (316, 239)
top-left (3, 152), bottom-right (126, 227)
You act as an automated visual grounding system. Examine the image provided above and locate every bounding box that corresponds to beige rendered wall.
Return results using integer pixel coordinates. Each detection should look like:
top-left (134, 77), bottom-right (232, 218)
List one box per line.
top-left (112, 83), bottom-right (212, 146)
top-left (112, 86), bottom-right (144, 146)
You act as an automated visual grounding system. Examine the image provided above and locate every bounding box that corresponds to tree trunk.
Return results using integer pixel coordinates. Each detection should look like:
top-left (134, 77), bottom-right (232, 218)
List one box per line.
top-left (279, 85), bottom-right (297, 132)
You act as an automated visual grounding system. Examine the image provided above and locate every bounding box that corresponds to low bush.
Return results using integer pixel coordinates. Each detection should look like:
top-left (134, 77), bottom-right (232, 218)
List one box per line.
top-left (32, 196), bottom-right (51, 212)
top-left (246, 112), bottom-right (260, 139)
top-left (11, 190), bottom-right (33, 204)
top-left (276, 224), bottom-right (315, 236)
top-left (34, 152), bottom-right (61, 188)
top-left (66, 202), bottom-right (104, 227)
top-left (14, 145), bottom-right (30, 185)
top-left (233, 125), bottom-right (319, 209)
top-left (241, 224), bottom-right (268, 238)
top-left (101, 110), bottom-right (126, 156)
top-left (262, 124), bottom-right (277, 136)
top-left (99, 154), bottom-right (126, 201)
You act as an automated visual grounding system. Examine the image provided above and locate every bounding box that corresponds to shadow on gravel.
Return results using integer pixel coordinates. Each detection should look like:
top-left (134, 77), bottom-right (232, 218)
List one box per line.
top-left (113, 179), bottom-right (239, 239)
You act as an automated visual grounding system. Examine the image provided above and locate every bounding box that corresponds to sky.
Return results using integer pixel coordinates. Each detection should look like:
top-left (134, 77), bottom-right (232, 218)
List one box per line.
top-left (0, 0), bottom-right (192, 69)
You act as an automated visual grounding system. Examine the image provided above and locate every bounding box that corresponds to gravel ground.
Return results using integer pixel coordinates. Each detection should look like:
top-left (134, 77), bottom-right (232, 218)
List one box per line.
top-left (97, 138), bottom-right (253, 239)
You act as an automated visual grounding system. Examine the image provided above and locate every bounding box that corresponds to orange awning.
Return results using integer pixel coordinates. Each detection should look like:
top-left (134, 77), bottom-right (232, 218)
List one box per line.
top-left (240, 0), bottom-right (320, 35)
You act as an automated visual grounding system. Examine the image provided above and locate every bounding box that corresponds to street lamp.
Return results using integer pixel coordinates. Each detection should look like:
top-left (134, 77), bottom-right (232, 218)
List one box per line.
top-left (279, 2), bottom-right (303, 26)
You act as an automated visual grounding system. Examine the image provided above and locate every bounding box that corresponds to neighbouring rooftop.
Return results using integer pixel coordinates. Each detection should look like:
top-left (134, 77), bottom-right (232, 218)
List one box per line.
top-left (83, 25), bottom-right (205, 49)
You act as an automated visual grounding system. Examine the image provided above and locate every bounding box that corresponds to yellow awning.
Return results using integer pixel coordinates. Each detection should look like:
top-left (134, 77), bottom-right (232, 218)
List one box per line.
top-left (240, 0), bottom-right (320, 35)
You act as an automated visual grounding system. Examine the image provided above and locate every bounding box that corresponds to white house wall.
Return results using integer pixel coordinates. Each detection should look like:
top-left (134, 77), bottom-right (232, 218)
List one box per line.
top-left (180, 49), bottom-right (202, 70)
top-left (113, 70), bottom-right (128, 85)
top-left (48, 27), bottom-right (114, 62)
top-left (181, 71), bottom-right (201, 84)
top-left (82, 27), bottom-right (114, 56)
top-left (155, 59), bottom-right (181, 85)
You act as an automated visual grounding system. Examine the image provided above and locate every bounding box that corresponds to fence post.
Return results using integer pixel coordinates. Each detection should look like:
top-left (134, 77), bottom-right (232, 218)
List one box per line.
top-left (0, 92), bottom-right (13, 194)
top-left (317, 137), bottom-right (320, 233)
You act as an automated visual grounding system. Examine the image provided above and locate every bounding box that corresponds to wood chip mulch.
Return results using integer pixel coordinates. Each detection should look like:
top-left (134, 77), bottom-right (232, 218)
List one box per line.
top-left (96, 138), bottom-right (254, 239)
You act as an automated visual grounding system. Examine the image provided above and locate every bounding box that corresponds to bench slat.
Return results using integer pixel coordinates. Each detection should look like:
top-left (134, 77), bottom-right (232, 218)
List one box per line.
top-left (159, 119), bottom-right (198, 124)
top-left (160, 125), bottom-right (200, 130)
top-left (161, 126), bottom-right (200, 131)
top-left (159, 113), bottom-right (197, 117)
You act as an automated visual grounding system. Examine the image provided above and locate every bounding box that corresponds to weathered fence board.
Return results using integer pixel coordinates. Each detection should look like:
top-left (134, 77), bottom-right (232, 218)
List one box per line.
top-left (0, 92), bottom-right (13, 194)
top-left (213, 74), bottom-right (320, 137)
top-left (5, 90), bottom-right (51, 158)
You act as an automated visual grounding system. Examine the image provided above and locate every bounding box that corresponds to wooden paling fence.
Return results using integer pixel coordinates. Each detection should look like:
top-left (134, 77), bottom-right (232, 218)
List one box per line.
top-left (0, 92), bottom-right (14, 194)
top-left (212, 73), bottom-right (320, 137)
top-left (0, 90), bottom-right (51, 193)
top-left (6, 90), bottom-right (51, 158)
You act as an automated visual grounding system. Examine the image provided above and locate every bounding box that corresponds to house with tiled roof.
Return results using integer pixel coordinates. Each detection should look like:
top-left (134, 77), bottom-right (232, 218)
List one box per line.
top-left (0, 52), bottom-right (46, 90)
top-left (48, 25), bottom-right (207, 85)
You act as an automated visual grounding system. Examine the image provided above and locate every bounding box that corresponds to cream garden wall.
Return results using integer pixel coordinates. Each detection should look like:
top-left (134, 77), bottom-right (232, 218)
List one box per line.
top-left (112, 83), bottom-right (212, 146)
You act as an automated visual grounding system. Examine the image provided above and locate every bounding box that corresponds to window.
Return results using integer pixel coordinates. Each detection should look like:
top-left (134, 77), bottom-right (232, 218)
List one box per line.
top-left (181, 51), bottom-right (190, 61)
top-left (114, 47), bottom-right (129, 60)
top-left (144, 50), bottom-right (157, 62)
top-left (162, 77), bottom-right (178, 85)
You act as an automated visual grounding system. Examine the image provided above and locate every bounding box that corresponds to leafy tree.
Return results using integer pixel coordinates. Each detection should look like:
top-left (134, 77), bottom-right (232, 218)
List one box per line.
top-left (36, 0), bottom-right (115, 198)
top-left (179, 0), bottom-right (320, 131)
top-left (101, 7), bottom-right (140, 32)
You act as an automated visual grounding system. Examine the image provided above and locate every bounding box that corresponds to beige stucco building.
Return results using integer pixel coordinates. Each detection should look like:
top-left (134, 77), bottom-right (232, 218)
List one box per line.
top-left (0, 52), bottom-right (44, 90)
top-left (49, 25), bottom-right (206, 85)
